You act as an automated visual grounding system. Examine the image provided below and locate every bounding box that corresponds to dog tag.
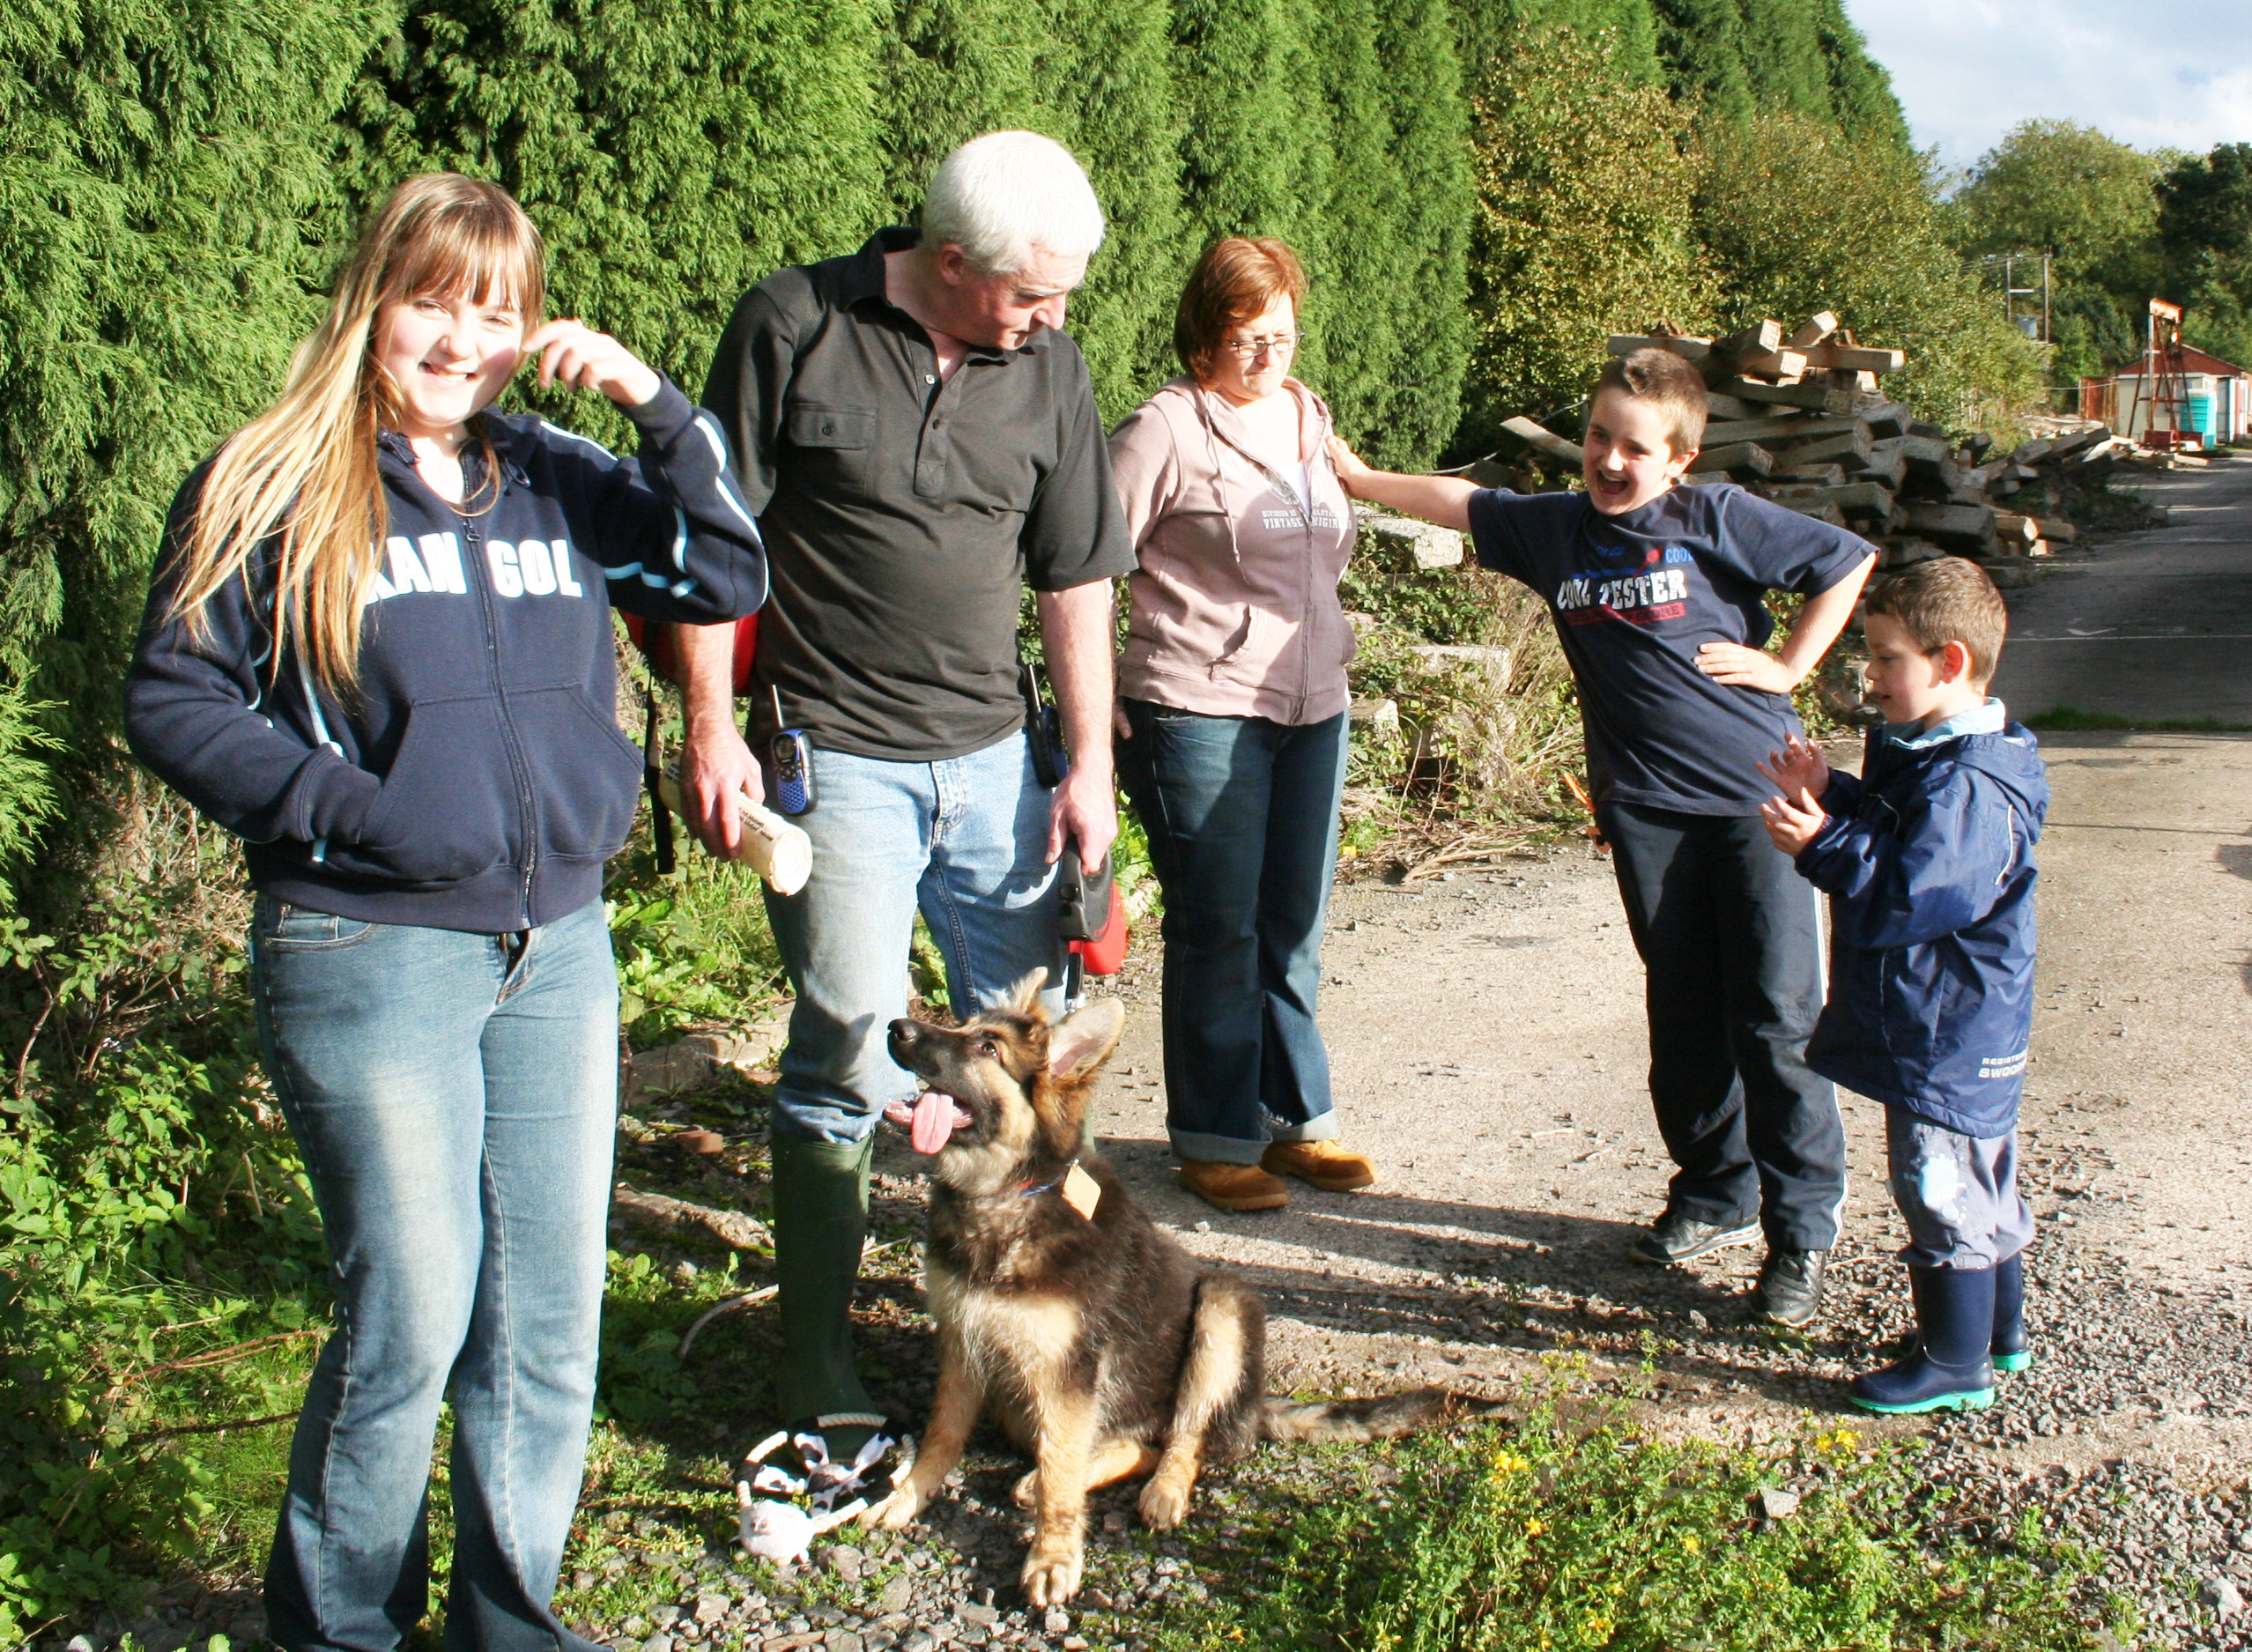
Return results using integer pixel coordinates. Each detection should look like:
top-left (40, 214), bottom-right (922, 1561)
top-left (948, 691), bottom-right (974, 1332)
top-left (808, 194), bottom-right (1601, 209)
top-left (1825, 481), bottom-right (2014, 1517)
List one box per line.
top-left (1061, 1162), bottom-right (1102, 1221)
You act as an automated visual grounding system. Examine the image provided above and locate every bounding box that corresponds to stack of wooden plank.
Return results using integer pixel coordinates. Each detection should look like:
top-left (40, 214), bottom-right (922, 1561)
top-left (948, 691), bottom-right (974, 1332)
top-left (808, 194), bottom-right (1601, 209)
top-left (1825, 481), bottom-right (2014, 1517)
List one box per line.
top-left (1489, 313), bottom-right (2124, 585)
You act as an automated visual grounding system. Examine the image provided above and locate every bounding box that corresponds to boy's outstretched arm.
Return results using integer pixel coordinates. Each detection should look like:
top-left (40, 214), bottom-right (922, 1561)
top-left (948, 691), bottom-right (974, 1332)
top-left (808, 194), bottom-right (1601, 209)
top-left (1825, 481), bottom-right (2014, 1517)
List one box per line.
top-left (1697, 552), bottom-right (1876, 693)
top-left (1328, 435), bottom-right (1477, 531)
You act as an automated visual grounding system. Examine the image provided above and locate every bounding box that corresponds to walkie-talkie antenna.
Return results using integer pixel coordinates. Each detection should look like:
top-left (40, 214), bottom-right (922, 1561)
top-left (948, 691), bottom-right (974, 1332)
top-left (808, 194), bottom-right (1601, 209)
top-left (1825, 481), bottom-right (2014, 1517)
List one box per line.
top-left (771, 684), bottom-right (785, 732)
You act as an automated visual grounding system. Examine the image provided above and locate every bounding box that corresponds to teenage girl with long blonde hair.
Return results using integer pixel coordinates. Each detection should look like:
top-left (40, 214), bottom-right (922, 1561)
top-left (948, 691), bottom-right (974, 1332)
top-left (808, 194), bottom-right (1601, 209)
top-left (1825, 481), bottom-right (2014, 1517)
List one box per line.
top-left (125, 173), bottom-right (767, 1648)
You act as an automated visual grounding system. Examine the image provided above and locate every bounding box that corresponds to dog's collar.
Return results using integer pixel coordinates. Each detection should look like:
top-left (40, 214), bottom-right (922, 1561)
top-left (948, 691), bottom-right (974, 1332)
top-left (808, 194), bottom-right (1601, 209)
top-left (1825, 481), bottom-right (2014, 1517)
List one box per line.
top-left (1014, 1158), bottom-right (1080, 1198)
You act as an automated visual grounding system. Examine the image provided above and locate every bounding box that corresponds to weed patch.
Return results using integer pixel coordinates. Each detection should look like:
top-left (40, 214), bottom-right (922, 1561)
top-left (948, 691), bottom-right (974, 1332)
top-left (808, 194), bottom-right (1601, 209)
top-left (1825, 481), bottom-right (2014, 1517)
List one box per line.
top-left (1121, 1391), bottom-right (2117, 1652)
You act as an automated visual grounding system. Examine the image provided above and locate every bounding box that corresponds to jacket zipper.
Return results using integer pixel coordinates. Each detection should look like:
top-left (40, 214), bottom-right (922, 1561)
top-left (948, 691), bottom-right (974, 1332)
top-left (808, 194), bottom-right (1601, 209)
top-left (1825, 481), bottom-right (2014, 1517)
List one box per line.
top-left (461, 506), bottom-right (540, 928)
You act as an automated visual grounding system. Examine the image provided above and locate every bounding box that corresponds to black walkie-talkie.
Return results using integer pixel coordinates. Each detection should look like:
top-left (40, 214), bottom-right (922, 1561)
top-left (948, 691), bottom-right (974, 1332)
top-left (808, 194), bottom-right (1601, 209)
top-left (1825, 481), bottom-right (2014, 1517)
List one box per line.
top-left (768, 685), bottom-right (816, 815)
top-left (1019, 661), bottom-right (1067, 789)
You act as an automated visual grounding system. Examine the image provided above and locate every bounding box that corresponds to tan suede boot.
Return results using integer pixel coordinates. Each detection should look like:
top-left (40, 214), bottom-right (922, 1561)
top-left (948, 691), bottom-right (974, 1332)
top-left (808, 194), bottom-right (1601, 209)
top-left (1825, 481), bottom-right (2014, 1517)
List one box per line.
top-left (1261, 1139), bottom-right (1377, 1192)
top-left (1178, 1159), bottom-right (1290, 1211)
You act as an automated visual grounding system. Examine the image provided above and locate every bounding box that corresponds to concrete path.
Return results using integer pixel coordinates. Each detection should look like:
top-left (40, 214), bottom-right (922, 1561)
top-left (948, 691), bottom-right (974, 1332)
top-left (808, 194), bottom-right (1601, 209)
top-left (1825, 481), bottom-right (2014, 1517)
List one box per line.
top-left (1994, 454), bottom-right (2252, 724)
top-left (1084, 452), bottom-right (2252, 1479)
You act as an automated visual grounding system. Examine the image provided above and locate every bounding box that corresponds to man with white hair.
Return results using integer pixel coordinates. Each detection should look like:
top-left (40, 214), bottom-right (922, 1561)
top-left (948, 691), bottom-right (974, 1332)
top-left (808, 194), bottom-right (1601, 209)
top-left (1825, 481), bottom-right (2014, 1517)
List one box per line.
top-left (671, 131), bottom-right (1132, 1462)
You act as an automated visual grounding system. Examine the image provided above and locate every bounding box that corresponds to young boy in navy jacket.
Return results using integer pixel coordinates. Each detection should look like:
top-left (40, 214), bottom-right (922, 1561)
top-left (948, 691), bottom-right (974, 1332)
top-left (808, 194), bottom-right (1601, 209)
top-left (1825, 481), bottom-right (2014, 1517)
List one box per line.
top-left (1332, 348), bottom-right (1876, 1326)
top-left (1759, 555), bottom-right (2048, 1412)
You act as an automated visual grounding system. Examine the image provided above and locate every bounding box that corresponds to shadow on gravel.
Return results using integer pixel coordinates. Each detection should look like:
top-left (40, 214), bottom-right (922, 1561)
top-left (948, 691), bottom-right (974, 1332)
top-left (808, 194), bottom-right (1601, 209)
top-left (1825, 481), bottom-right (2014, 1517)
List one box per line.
top-left (1061, 1132), bottom-right (1870, 1415)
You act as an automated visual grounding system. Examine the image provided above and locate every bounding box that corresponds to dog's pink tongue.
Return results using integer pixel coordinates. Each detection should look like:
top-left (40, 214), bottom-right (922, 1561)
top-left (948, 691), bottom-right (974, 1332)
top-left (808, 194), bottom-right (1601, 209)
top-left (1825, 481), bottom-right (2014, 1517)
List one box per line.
top-left (910, 1091), bottom-right (959, 1155)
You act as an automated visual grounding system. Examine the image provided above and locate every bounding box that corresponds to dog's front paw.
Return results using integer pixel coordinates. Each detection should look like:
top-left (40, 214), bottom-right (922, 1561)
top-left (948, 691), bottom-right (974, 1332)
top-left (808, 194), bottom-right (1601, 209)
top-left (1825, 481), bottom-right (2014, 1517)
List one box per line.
top-left (1137, 1475), bottom-right (1191, 1530)
top-left (868, 1482), bottom-right (928, 1531)
top-left (1021, 1539), bottom-right (1084, 1606)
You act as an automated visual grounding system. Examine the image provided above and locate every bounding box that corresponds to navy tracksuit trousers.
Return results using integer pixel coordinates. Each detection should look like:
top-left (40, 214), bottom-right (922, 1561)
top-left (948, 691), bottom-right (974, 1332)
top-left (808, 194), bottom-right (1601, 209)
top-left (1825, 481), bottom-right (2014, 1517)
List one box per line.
top-left (1599, 801), bottom-right (1847, 1252)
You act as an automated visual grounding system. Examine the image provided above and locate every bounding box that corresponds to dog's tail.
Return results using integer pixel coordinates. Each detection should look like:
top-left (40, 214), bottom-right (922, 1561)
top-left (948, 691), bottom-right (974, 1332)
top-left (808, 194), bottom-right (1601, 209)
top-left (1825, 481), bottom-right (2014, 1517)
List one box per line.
top-left (1260, 1388), bottom-right (1508, 1443)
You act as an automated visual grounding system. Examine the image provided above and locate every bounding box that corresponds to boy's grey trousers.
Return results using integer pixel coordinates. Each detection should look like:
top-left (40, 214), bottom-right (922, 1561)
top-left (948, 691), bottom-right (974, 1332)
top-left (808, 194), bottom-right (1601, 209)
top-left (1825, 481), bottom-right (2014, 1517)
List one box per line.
top-left (1886, 1109), bottom-right (2035, 1270)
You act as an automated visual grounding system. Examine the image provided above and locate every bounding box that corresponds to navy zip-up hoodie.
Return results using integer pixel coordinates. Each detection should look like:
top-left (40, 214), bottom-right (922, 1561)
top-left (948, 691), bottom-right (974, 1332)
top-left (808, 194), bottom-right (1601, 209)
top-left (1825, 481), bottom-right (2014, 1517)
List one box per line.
top-left (125, 377), bottom-right (767, 932)
top-left (1796, 709), bottom-right (2048, 1137)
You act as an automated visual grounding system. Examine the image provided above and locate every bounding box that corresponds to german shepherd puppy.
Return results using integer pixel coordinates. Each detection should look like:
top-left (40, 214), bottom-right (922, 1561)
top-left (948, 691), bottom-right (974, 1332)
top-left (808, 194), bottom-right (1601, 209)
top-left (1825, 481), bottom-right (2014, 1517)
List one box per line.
top-left (871, 974), bottom-right (1467, 1606)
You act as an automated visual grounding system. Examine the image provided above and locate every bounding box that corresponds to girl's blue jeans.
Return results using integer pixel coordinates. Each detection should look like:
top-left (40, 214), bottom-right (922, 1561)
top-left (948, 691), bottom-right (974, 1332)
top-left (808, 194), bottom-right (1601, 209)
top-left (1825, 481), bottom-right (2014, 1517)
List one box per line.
top-left (249, 893), bottom-right (616, 1652)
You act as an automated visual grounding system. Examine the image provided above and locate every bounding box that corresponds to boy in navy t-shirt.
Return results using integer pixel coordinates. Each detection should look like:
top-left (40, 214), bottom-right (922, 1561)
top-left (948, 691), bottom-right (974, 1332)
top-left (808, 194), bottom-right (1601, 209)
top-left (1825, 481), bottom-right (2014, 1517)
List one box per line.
top-left (1330, 348), bottom-right (1877, 1325)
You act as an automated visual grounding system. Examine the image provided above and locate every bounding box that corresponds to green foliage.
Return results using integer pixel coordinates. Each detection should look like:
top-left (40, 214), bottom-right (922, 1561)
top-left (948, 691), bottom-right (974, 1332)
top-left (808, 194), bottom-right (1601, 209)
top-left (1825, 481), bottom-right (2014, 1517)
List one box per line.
top-left (1945, 121), bottom-right (2169, 382)
top-left (1338, 519), bottom-right (1582, 830)
top-left (0, 0), bottom-right (394, 903)
top-left (1694, 111), bottom-right (2044, 434)
top-left (1648, 0), bottom-right (1905, 147)
top-left (344, 0), bottom-right (894, 452)
top-left (0, 791), bottom-right (330, 1634)
top-left (1461, 26), bottom-right (1711, 453)
top-left (1950, 121), bottom-right (2167, 287)
top-left (875, 0), bottom-right (1189, 426)
top-left (0, 690), bottom-right (61, 891)
top-left (1137, 1394), bottom-right (2109, 1650)
top-left (1367, 0), bottom-right (1475, 466)
top-left (1456, 0), bottom-right (1663, 113)
top-left (1808, 0), bottom-right (1908, 148)
top-left (2159, 143), bottom-right (2252, 370)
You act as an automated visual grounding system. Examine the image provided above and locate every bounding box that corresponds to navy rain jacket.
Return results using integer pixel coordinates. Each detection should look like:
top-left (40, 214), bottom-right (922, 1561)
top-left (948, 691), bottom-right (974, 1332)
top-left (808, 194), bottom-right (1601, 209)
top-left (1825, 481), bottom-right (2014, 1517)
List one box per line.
top-left (1796, 716), bottom-right (2048, 1137)
top-left (125, 378), bottom-right (767, 932)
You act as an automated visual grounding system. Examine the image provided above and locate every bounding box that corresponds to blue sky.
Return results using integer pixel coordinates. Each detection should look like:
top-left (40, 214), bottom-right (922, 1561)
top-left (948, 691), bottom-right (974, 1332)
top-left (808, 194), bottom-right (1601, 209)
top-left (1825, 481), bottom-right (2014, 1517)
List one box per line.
top-left (1844, 0), bottom-right (2252, 174)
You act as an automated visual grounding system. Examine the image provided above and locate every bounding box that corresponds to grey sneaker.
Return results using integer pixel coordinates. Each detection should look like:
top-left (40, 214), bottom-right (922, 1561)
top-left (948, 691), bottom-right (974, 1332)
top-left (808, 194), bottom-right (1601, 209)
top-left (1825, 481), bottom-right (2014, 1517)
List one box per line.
top-left (1754, 1248), bottom-right (1828, 1327)
top-left (1629, 1210), bottom-right (1760, 1265)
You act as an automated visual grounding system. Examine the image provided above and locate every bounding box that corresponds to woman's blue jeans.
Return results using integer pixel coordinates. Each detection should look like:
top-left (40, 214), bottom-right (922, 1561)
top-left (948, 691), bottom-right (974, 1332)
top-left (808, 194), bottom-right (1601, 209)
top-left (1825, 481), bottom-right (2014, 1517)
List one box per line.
top-left (1116, 700), bottom-right (1348, 1164)
top-left (249, 894), bottom-right (617, 1652)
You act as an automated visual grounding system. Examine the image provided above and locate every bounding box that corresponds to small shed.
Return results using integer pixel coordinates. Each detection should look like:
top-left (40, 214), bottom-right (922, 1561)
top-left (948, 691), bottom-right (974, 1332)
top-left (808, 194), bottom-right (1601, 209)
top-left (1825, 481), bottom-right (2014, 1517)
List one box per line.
top-left (2083, 342), bottom-right (2249, 448)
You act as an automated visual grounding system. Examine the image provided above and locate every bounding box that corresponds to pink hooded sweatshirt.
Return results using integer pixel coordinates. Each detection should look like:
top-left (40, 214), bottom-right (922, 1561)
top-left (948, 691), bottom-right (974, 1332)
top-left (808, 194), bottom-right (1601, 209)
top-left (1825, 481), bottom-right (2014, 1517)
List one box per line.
top-left (1108, 376), bottom-right (1358, 726)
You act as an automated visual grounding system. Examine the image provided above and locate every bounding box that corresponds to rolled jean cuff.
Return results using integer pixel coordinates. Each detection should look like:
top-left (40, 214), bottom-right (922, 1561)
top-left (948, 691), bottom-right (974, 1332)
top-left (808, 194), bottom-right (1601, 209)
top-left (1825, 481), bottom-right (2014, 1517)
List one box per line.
top-left (1167, 1127), bottom-right (1269, 1166)
top-left (1169, 1110), bottom-right (1341, 1164)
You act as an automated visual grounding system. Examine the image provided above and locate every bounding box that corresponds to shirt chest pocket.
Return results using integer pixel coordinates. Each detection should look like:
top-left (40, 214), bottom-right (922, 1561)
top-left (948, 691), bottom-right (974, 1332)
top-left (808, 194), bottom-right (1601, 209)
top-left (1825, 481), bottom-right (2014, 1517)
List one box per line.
top-left (784, 404), bottom-right (877, 485)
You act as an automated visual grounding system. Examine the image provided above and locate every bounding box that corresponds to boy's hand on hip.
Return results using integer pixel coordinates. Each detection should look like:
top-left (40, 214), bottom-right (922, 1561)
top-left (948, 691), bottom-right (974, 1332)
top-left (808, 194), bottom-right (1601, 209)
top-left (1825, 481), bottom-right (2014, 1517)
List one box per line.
top-left (1759, 788), bottom-right (1826, 858)
top-left (1696, 641), bottom-right (1797, 694)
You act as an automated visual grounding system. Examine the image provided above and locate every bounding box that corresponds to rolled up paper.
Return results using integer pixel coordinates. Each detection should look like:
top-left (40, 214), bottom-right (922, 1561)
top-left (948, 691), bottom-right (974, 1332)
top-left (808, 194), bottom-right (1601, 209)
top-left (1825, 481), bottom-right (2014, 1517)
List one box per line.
top-left (656, 768), bottom-right (813, 896)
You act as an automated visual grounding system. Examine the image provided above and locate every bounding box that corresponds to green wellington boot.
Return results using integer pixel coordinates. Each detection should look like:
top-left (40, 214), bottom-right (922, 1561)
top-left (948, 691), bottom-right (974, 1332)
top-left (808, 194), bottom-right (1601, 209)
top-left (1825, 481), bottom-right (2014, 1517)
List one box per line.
top-left (768, 1133), bottom-right (885, 1453)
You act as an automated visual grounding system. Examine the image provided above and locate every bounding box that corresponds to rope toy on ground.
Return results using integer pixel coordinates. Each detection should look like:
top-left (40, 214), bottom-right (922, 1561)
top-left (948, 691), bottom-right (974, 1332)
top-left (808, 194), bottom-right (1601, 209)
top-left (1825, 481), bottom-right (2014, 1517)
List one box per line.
top-left (735, 1412), bottom-right (904, 1564)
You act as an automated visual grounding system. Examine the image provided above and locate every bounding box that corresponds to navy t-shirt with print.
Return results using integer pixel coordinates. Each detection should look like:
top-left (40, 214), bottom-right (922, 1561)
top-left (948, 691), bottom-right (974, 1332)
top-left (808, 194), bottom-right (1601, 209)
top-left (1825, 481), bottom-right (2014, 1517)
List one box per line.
top-left (1466, 482), bottom-right (1874, 816)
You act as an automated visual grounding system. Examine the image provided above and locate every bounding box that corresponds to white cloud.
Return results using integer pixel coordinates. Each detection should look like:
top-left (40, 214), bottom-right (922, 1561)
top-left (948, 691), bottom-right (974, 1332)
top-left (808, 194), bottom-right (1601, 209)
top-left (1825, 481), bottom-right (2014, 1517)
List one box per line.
top-left (1844, 0), bottom-right (2252, 172)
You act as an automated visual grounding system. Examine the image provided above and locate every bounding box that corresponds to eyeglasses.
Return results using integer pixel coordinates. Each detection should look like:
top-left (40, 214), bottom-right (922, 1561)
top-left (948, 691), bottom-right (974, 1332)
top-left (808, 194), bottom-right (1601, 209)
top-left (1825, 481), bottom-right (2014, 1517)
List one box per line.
top-left (1218, 332), bottom-right (1303, 359)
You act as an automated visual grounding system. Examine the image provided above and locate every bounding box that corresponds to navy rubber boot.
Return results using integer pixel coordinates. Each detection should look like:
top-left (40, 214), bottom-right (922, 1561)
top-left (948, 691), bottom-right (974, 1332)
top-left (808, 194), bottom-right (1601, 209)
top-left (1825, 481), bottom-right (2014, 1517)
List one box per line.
top-left (1848, 1266), bottom-right (1996, 1415)
top-left (1991, 1251), bottom-right (2032, 1374)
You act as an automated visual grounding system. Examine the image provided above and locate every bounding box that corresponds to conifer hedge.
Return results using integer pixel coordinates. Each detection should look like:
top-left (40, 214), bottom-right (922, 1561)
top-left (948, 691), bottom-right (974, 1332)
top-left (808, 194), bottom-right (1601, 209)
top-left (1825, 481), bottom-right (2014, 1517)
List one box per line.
top-left (0, 0), bottom-right (1909, 895)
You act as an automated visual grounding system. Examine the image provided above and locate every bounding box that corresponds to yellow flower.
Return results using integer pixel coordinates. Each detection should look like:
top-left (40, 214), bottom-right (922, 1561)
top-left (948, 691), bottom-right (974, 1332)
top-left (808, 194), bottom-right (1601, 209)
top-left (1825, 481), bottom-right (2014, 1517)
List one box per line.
top-left (1682, 1533), bottom-right (1701, 1553)
top-left (1525, 1518), bottom-right (1546, 1535)
top-left (1582, 1615), bottom-right (1615, 1645)
top-left (1492, 1450), bottom-right (1531, 1480)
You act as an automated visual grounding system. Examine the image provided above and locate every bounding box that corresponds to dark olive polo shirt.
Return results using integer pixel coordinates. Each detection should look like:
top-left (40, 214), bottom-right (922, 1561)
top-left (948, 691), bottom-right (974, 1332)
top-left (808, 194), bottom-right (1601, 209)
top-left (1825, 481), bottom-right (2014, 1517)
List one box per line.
top-left (701, 226), bottom-right (1135, 761)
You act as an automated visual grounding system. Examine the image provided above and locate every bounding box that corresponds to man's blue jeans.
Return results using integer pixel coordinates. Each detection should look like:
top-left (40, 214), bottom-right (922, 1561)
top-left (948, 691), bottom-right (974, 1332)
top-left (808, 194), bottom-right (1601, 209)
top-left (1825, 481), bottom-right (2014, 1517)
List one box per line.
top-left (763, 731), bottom-right (1066, 1142)
top-left (250, 894), bottom-right (616, 1652)
top-left (1116, 700), bottom-right (1348, 1164)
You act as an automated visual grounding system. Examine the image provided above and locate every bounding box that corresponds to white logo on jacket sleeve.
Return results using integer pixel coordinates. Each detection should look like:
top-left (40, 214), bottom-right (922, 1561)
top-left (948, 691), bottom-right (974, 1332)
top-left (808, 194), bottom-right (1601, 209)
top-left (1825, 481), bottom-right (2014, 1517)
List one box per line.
top-left (1978, 1048), bottom-right (2028, 1079)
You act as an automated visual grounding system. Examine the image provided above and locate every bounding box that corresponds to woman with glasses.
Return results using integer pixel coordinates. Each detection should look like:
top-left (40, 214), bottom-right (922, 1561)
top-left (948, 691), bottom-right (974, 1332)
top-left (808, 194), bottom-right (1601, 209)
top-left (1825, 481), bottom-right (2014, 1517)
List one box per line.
top-left (1107, 236), bottom-right (1375, 1212)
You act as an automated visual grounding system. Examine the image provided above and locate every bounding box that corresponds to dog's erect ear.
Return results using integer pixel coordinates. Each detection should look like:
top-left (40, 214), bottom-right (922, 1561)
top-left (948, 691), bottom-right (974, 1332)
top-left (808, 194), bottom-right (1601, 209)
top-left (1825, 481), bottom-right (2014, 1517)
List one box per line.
top-left (1047, 996), bottom-right (1124, 1079)
top-left (1003, 968), bottom-right (1049, 1019)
